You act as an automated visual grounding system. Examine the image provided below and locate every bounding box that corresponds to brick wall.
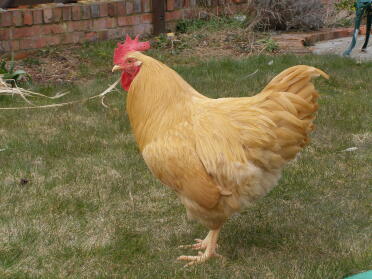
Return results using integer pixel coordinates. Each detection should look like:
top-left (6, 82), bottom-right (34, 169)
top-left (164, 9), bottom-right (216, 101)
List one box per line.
top-left (0, 0), bottom-right (247, 56)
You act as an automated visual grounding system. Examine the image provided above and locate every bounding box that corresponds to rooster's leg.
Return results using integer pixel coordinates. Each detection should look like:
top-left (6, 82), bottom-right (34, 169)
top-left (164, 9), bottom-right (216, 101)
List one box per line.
top-left (177, 228), bottom-right (222, 267)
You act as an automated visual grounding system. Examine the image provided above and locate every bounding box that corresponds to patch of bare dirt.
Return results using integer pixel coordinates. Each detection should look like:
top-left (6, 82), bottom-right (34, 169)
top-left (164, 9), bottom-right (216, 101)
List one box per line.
top-left (15, 45), bottom-right (87, 83)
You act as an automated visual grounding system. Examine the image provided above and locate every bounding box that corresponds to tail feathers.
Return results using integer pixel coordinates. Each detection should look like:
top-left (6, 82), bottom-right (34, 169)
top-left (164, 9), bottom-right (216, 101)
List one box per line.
top-left (261, 65), bottom-right (328, 121)
top-left (263, 65), bottom-right (329, 92)
top-left (258, 65), bottom-right (328, 160)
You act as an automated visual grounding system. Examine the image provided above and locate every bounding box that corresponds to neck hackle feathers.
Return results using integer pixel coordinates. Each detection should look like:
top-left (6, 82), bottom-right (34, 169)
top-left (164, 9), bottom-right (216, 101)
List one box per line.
top-left (113, 35), bottom-right (150, 64)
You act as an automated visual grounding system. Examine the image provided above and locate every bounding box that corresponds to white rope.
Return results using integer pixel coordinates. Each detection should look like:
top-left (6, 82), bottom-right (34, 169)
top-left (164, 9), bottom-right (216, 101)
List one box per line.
top-left (0, 78), bottom-right (121, 110)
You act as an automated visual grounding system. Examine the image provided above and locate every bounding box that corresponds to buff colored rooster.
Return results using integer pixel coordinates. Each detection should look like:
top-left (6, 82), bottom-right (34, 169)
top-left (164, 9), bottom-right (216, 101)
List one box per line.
top-left (112, 35), bottom-right (328, 267)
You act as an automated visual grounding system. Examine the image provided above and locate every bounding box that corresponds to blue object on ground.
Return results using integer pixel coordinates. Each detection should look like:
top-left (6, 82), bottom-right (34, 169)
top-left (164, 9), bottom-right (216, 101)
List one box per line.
top-left (345, 271), bottom-right (372, 279)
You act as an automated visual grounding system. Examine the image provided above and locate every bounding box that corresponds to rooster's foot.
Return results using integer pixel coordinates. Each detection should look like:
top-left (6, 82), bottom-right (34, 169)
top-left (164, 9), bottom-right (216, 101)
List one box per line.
top-left (177, 251), bottom-right (223, 267)
top-left (177, 228), bottom-right (221, 267)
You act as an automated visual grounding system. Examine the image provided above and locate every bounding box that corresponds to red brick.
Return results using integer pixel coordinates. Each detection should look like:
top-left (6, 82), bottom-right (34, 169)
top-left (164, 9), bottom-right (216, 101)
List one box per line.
top-left (142, 0), bottom-right (151, 12)
top-left (118, 15), bottom-right (140, 26)
top-left (24, 35), bottom-right (62, 48)
top-left (53, 7), bottom-right (62, 22)
top-left (35, 37), bottom-right (48, 48)
top-left (92, 18), bottom-right (106, 30)
top-left (63, 6), bottom-right (72, 21)
top-left (40, 24), bottom-right (66, 35)
top-left (19, 38), bottom-right (36, 49)
top-left (23, 11), bottom-right (33, 25)
top-left (26, 37), bottom-right (50, 49)
top-left (103, 17), bottom-right (117, 28)
top-left (99, 3), bottom-right (108, 17)
top-left (63, 31), bottom-right (84, 44)
top-left (67, 20), bottom-right (92, 32)
top-left (33, 10), bottom-right (43, 25)
top-left (85, 31), bottom-right (98, 41)
top-left (72, 6), bottom-right (81, 20)
top-left (1, 11), bottom-right (12, 27)
top-left (126, 1), bottom-right (134, 14)
top-left (91, 4), bottom-right (100, 18)
top-left (133, 0), bottom-right (141, 13)
top-left (13, 11), bottom-right (23, 26)
top-left (167, 0), bottom-right (174, 11)
top-left (81, 6), bottom-right (91, 20)
top-left (47, 35), bottom-right (62, 46)
top-left (165, 10), bottom-right (183, 21)
top-left (108, 2), bottom-right (117, 17)
top-left (117, 2), bottom-right (126, 16)
top-left (133, 23), bottom-right (152, 34)
top-left (0, 29), bottom-right (11, 40)
top-left (66, 21), bottom-right (74, 31)
top-left (11, 40), bottom-right (20, 51)
top-left (0, 41), bottom-right (11, 52)
top-left (13, 26), bottom-right (41, 39)
top-left (43, 8), bottom-right (53, 23)
top-left (141, 13), bottom-right (152, 24)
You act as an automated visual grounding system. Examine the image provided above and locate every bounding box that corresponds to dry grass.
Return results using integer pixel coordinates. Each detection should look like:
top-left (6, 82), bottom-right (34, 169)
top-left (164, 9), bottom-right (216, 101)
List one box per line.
top-left (0, 54), bottom-right (371, 279)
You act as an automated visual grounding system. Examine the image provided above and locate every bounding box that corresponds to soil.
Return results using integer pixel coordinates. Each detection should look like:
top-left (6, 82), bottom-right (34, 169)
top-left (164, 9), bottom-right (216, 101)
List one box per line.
top-left (11, 29), bottom-right (269, 84)
top-left (13, 45), bottom-right (87, 83)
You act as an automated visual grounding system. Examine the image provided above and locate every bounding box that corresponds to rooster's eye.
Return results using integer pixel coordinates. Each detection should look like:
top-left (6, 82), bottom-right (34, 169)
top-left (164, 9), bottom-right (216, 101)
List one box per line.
top-left (127, 58), bottom-right (134, 63)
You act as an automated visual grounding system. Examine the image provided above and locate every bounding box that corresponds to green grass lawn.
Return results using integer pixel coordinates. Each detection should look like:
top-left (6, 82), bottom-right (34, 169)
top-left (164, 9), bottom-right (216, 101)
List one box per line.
top-left (0, 52), bottom-right (371, 278)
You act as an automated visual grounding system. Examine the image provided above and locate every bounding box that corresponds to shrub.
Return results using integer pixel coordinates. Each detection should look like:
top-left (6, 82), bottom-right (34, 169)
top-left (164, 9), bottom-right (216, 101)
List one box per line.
top-left (249, 0), bottom-right (325, 31)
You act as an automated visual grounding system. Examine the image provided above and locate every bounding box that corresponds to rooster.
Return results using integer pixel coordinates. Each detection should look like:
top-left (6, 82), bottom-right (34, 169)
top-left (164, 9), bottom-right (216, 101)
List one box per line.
top-left (112, 35), bottom-right (328, 267)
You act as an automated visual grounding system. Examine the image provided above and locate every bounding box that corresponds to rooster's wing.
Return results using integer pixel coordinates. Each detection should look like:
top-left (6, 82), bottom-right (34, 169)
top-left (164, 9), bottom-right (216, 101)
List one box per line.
top-left (142, 122), bottom-right (221, 209)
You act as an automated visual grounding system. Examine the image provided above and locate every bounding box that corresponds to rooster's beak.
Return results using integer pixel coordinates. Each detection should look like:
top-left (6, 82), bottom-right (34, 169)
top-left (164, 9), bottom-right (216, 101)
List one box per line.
top-left (112, 65), bottom-right (122, 72)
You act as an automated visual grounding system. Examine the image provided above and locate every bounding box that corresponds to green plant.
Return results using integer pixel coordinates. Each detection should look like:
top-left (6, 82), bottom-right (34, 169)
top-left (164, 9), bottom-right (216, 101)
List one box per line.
top-left (176, 18), bottom-right (206, 33)
top-left (0, 59), bottom-right (28, 85)
top-left (259, 38), bottom-right (280, 52)
top-left (152, 33), bottom-right (169, 49)
top-left (335, 0), bottom-right (355, 11)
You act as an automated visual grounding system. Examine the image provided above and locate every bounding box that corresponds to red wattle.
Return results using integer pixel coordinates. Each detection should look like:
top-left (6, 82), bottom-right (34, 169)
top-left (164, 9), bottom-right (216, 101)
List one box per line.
top-left (121, 72), bottom-right (132, 91)
top-left (120, 66), bottom-right (140, 91)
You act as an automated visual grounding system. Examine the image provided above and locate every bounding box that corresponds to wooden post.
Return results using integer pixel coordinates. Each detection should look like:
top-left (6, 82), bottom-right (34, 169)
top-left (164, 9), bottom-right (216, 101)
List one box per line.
top-left (152, 0), bottom-right (166, 35)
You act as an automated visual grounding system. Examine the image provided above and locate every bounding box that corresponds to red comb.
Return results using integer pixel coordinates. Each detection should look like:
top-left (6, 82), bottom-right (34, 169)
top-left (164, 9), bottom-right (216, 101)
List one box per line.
top-left (113, 35), bottom-right (150, 64)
